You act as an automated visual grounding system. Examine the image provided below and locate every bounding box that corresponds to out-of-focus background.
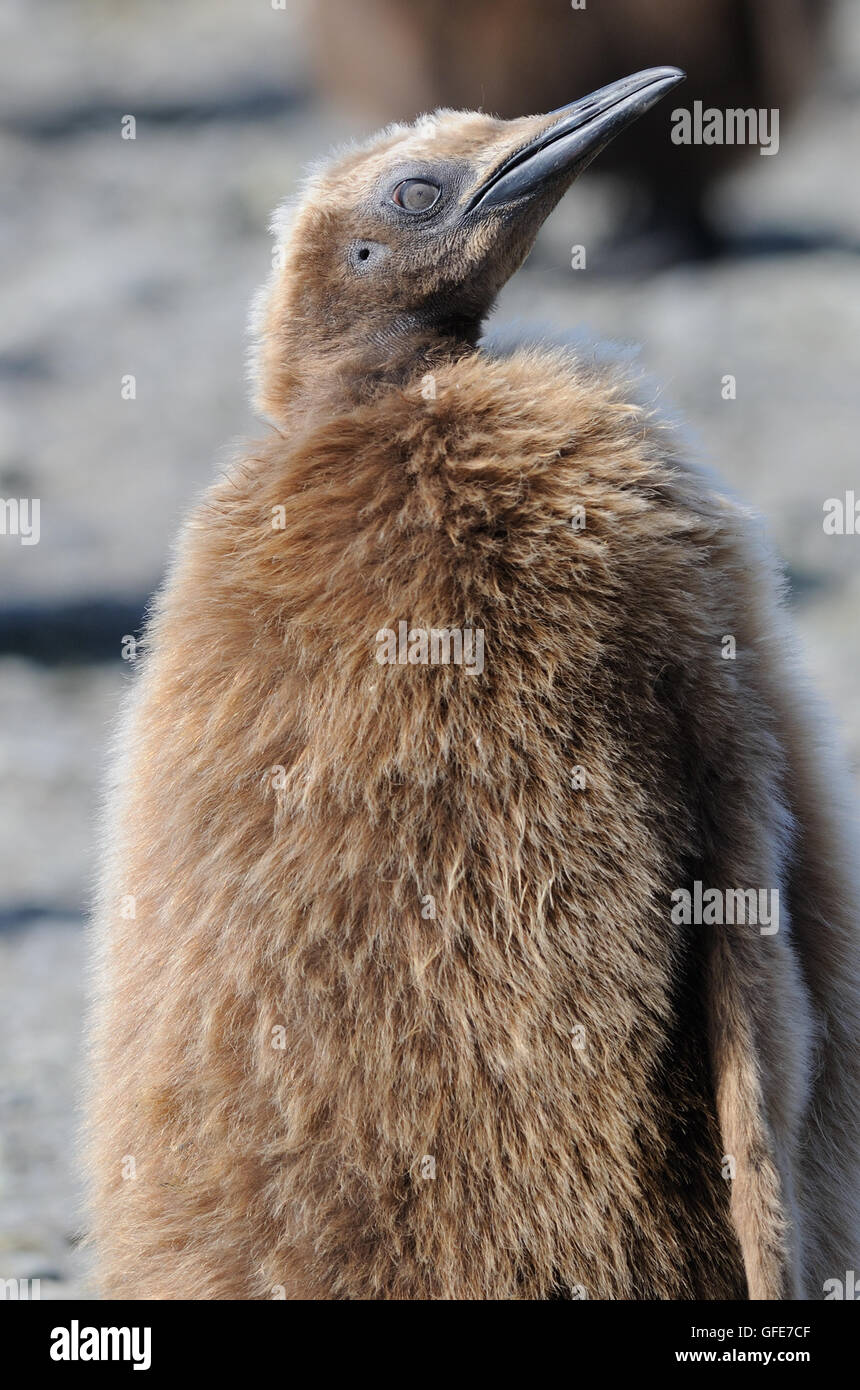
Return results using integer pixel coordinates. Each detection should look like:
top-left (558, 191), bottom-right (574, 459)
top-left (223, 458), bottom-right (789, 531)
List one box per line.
top-left (1, 0), bottom-right (858, 1299)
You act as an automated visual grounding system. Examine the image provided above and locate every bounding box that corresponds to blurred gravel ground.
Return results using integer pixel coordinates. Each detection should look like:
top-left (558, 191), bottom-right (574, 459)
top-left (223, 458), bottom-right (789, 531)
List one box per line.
top-left (1, 0), bottom-right (859, 1299)
top-left (0, 920), bottom-right (90, 1298)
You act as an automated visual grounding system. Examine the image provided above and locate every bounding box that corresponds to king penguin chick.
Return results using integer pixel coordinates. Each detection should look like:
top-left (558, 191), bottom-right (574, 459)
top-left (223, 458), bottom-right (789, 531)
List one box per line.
top-left (87, 69), bottom-right (859, 1300)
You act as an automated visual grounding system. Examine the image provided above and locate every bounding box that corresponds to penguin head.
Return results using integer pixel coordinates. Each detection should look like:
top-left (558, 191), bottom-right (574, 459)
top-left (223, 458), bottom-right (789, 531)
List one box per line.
top-left (252, 67), bottom-right (683, 419)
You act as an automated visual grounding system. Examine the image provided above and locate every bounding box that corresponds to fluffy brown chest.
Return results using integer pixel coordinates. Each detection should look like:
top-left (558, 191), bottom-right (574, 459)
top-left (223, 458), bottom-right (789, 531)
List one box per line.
top-left (94, 360), bottom-right (748, 1297)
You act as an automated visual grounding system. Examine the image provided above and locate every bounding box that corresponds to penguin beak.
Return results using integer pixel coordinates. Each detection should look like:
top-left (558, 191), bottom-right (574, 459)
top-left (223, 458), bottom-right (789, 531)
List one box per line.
top-left (465, 67), bottom-right (685, 216)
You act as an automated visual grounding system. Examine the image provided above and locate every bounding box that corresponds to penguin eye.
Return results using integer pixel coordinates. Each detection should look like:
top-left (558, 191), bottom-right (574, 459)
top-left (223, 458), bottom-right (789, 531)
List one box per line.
top-left (393, 179), bottom-right (441, 213)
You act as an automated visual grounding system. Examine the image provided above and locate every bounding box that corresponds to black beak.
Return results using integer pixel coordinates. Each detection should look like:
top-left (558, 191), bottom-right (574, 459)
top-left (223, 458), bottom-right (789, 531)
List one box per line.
top-left (466, 67), bottom-right (685, 215)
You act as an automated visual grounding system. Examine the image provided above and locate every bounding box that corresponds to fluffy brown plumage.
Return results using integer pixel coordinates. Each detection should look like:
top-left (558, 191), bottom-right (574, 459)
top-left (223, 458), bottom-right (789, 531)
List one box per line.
top-left (86, 101), bottom-right (858, 1300)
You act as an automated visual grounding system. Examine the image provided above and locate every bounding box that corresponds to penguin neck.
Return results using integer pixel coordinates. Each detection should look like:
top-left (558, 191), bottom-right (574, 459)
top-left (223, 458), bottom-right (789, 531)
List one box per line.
top-left (342, 312), bottom-right (481, 399)
top-left (269, 311), bottom-right (482, 420)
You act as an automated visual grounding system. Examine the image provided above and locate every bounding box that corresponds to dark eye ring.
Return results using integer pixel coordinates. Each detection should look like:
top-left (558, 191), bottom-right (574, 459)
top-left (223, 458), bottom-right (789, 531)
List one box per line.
top-left (393, 179), bottom-right (442, 213)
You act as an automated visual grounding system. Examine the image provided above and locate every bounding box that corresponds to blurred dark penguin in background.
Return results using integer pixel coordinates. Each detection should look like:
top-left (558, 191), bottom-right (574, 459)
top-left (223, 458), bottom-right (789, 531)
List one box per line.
top-left (308, 0), bottom-right (831, 257)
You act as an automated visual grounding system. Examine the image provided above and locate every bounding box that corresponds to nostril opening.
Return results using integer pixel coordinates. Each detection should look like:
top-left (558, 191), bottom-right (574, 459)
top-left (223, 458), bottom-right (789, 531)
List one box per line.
top-left (358, 247), bottom-right (371, 261)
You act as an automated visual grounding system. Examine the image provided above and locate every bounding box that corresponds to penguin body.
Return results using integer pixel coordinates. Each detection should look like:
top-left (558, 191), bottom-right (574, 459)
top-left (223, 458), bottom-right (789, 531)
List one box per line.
top-left (87, 85), bottom-right (859, 1299)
